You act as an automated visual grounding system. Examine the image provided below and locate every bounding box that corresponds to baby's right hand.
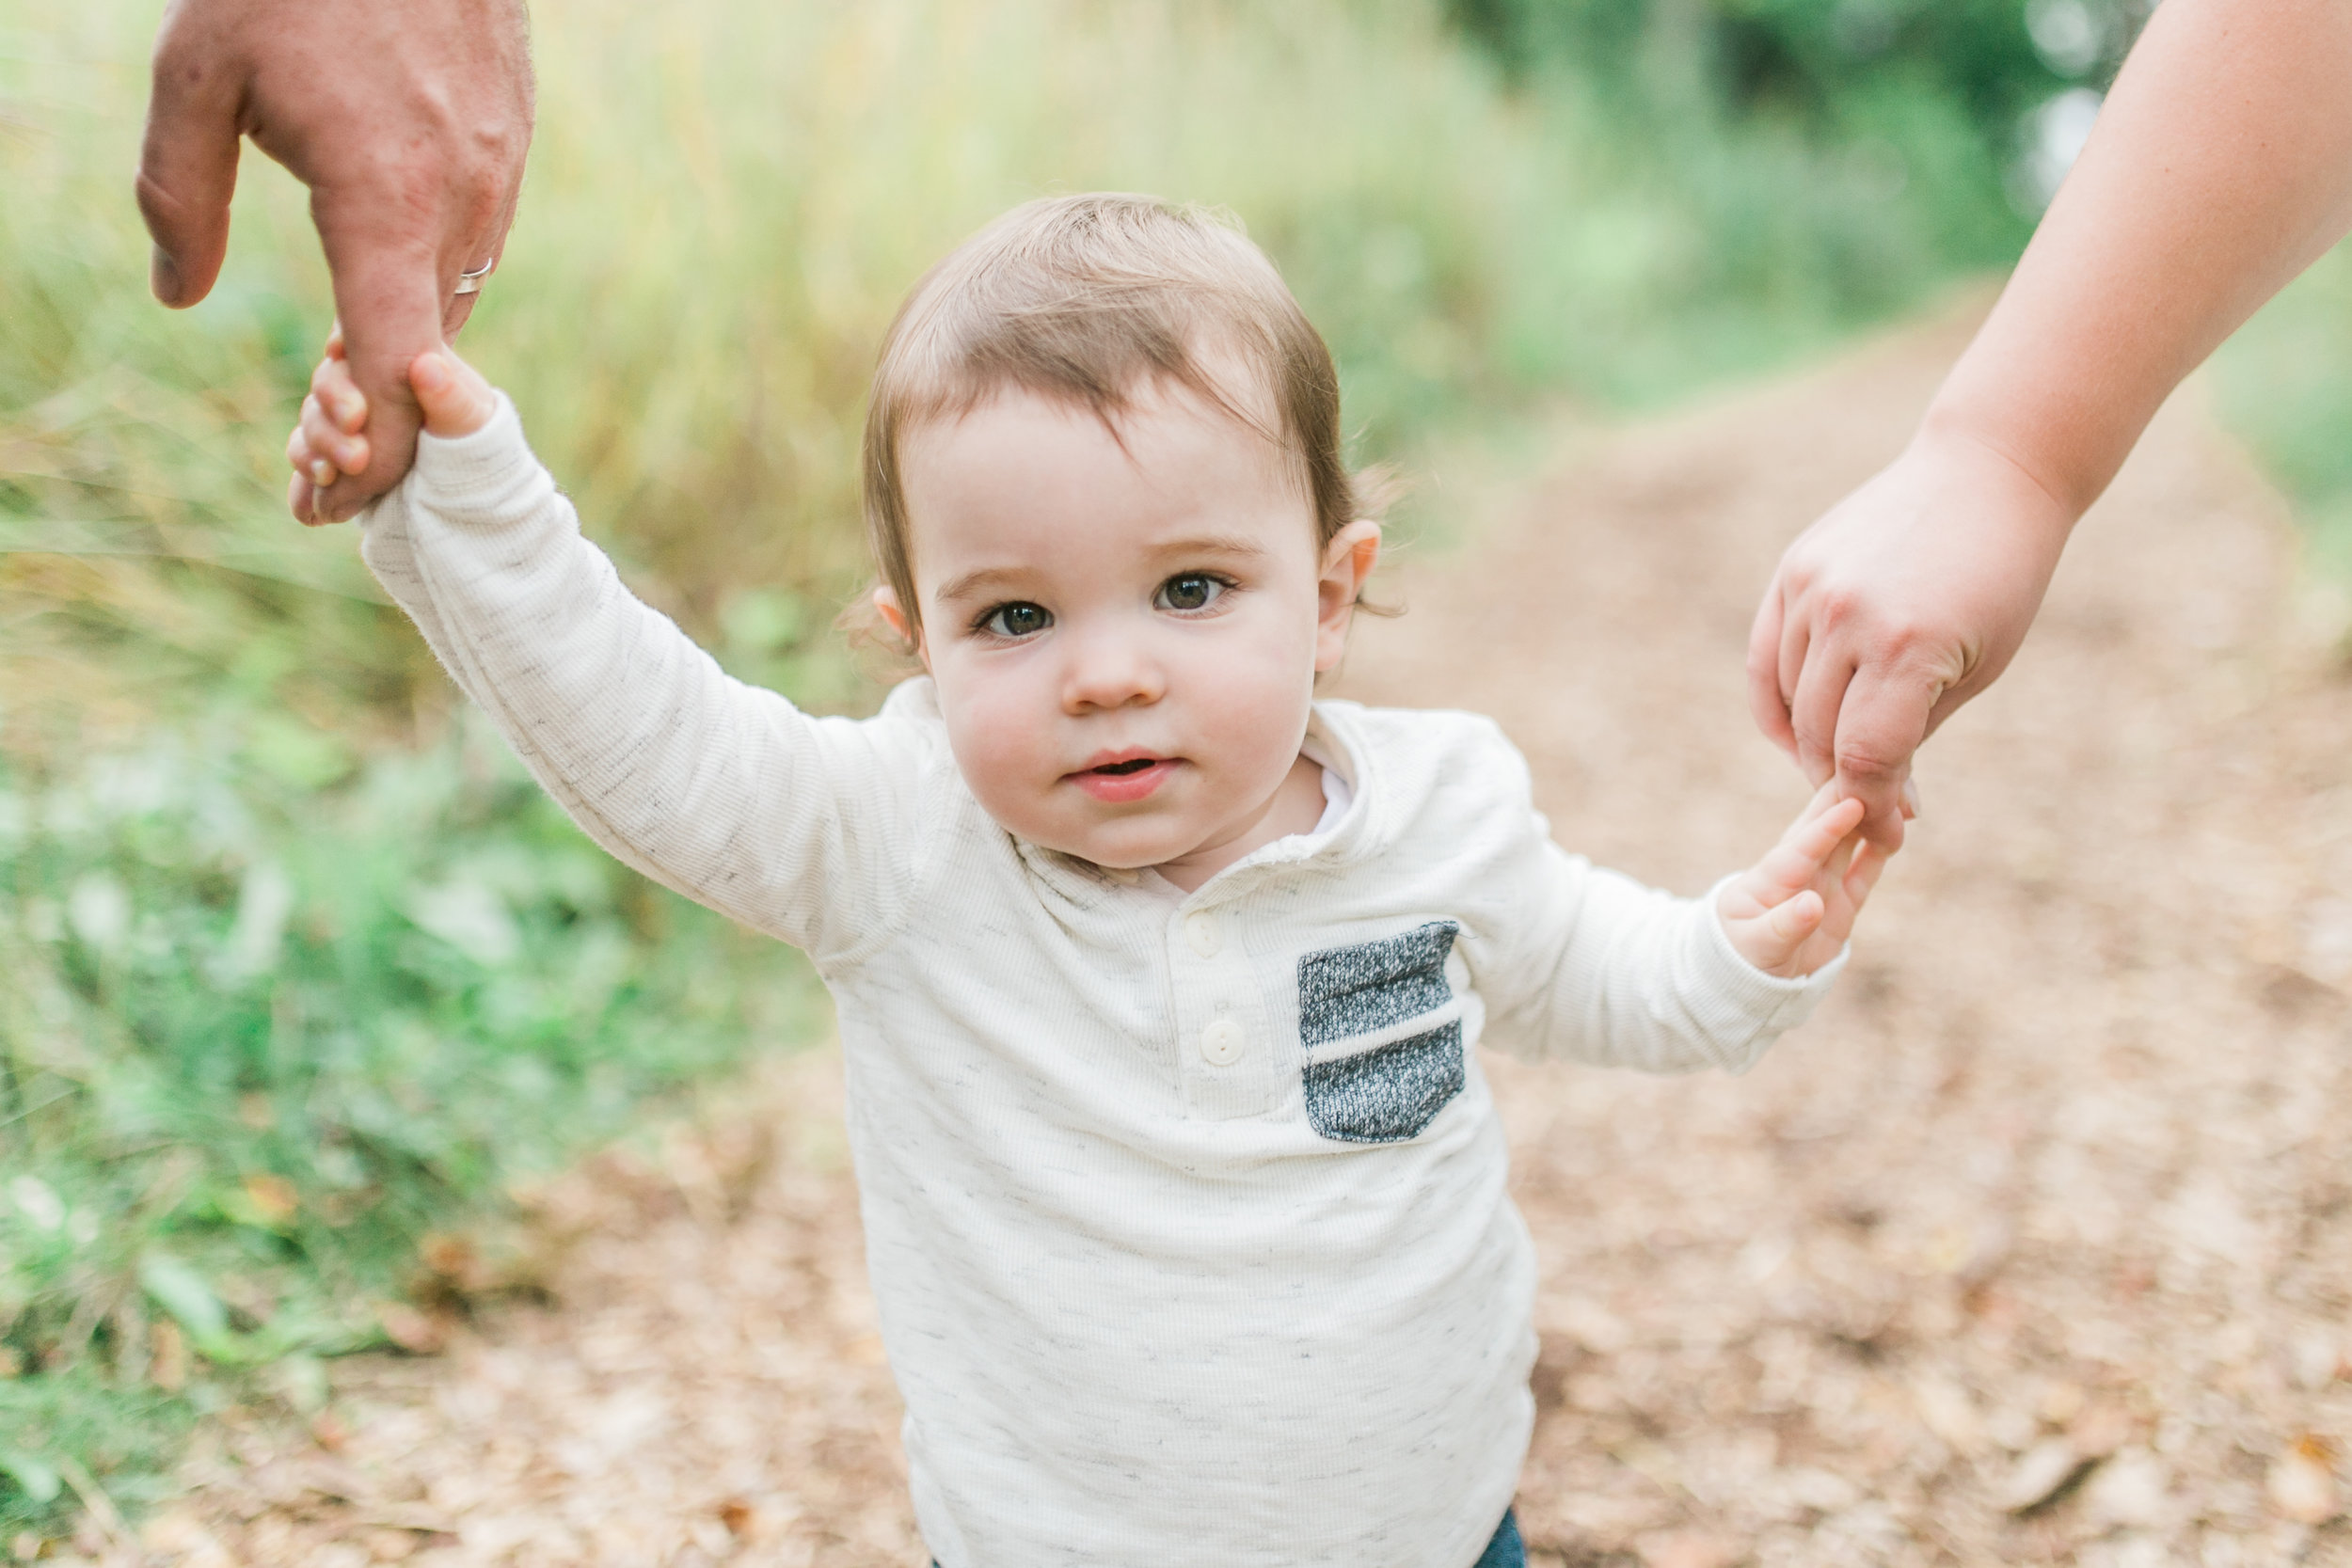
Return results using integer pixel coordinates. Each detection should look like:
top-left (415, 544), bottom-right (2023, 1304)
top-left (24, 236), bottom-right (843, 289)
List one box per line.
top-left (287, 328), bottom-right (498, 523)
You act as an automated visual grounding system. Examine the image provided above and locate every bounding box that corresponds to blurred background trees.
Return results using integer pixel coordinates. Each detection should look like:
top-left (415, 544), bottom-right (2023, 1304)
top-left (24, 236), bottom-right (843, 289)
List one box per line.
top-left (2, 0), bottom-right (2344, 1539)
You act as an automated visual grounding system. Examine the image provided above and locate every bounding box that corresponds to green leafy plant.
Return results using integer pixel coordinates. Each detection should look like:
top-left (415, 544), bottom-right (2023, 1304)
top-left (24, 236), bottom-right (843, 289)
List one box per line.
top-left (0, 724), bottom-right (821, 1536)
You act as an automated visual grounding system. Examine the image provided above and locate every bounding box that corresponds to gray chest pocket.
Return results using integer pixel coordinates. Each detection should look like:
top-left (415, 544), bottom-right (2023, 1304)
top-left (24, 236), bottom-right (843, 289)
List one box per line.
top-left (1296, 921), bottom-right (1465, 1144)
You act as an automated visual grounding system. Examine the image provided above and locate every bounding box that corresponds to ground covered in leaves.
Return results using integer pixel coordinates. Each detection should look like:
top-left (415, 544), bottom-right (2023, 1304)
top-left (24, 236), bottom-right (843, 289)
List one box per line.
top-left (78, 311), bottom-right (2352, 1564)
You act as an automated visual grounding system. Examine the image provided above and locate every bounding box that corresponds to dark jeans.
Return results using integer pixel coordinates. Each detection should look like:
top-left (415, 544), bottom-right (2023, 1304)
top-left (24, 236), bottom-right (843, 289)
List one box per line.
top-left (930, 1508), bottom-right (1524, 1567)
top-left (1474, 1509), bottom-right (1526, 1568)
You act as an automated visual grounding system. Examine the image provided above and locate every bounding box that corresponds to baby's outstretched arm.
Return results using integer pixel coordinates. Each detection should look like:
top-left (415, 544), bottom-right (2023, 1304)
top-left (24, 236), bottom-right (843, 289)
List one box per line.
top-left (1714, 787), bottom-right (1883, 978)
top-left (288, 342), bottom-right (938, 968)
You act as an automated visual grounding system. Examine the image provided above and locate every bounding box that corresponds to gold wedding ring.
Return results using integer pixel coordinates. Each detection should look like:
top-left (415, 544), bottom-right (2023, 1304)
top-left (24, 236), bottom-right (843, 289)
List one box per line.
top-left (453, 258), bottom-right (496, 296)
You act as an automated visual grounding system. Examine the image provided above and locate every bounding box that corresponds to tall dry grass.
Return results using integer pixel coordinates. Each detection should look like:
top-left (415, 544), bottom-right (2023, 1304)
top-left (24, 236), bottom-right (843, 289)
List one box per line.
top-left (5, 0), bottom-right (1990, 740)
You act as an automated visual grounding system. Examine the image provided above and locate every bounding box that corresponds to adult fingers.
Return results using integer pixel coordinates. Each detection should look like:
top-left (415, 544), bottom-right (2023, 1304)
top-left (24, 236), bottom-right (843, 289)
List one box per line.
top-left (1775, 594), bottom-right (1818, 763)
top-left (1845, 840), bottom-right (1891, 906)
top-left (1786, 644), bottom-right (1855, 789)
top-left (441, 181), bottom-right (524, 341)
top-left (307, 199), bottom-right (443, 520)
top-left (1831, 663), bottom-right (1937, 852)
top-left (136, 2), bottom-right (244, 308)
top-left (1747, 581), bottom-right (1799, 759)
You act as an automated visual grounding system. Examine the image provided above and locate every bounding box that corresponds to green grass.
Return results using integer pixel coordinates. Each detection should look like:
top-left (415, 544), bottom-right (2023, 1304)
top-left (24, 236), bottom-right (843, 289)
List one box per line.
top-left (0, 723), bottom-right (822, 1536)
top-left (2211, 240), bottom-right (2352, 578)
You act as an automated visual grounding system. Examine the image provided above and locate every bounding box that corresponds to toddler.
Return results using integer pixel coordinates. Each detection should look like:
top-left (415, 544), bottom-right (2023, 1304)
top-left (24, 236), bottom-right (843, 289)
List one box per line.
top-left (288, 194), bottom-right (1881, 1568)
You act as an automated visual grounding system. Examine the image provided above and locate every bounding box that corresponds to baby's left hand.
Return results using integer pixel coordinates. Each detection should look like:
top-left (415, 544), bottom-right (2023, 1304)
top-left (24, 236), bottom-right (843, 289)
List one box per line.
top-left (1717, 785), bottom-right (1885, 978)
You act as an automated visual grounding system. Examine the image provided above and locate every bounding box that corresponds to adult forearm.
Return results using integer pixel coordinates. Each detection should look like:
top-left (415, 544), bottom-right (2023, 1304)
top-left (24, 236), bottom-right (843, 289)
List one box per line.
top-left (1929, 0), bottom-right (2352, 520)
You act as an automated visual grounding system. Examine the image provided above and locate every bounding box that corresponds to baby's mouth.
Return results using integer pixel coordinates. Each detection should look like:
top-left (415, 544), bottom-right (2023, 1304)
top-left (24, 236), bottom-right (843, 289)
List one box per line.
top-left (1069, 754), bottom-right (1179, 802)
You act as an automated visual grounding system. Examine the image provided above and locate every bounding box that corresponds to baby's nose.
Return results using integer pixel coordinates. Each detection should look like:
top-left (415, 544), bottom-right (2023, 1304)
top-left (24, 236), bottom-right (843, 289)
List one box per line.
top-left (1059, 628), bottom-right (1165, 712)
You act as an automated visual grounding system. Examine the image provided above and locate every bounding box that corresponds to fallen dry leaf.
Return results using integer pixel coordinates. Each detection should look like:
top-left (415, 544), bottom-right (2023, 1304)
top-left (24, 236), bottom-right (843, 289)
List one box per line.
top-left (1997, 1439), bottom-right (2093, 1516)
top-left (149, 1318), bottom-right (186, 1392)
top-left (374, 1303), bottom-right (448, 1356)
top-left (2267, 1437), bottom-right (2341, 1525)
top-left (241, 1172), bottom-right (299, 1227)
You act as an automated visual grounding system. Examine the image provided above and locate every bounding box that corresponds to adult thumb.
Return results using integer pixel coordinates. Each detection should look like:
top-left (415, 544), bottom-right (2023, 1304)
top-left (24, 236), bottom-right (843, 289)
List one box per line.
top-left (137, 10), bottom-right (244, 307)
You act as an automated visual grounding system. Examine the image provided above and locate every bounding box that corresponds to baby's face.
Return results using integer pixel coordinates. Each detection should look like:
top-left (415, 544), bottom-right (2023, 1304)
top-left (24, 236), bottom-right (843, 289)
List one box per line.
top-left (893, 378), bottom-right (1375, 879)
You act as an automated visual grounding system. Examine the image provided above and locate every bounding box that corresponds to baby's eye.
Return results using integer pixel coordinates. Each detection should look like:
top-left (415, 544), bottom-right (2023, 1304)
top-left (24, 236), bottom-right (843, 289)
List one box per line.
top-left (979, 601), bottom-right (1053, 640)
top-left (1154, 573), bottom-right (1230, 613)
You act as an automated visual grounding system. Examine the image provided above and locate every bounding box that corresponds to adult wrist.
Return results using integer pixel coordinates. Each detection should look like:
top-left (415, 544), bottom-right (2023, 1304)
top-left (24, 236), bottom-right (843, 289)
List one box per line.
top-left (1906, 408), bottom-right (2089, 543)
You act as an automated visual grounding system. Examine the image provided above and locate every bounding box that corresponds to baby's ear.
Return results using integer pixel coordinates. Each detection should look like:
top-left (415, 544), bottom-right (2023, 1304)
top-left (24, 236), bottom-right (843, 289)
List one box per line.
top-left (409, 349), bottom-right (497, 438)
top-left (870, 587), bottom-right (926, 666)
top-left (1313, 519), bottom-right (1383, 673)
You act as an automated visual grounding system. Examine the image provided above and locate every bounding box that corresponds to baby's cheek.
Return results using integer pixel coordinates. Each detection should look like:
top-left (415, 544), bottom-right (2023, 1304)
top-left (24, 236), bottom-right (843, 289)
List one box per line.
top-left (1195, 627), bottom-right (1316, 769)
top-left (939, 685), bottom-right (1057, 829)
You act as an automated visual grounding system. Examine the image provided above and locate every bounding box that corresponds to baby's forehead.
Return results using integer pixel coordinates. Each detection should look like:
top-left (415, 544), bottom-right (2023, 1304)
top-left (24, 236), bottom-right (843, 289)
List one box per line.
top-left (906, 369), bottom-right (1309, 493)
top-left (898, 378), bottom-right (1320, 573)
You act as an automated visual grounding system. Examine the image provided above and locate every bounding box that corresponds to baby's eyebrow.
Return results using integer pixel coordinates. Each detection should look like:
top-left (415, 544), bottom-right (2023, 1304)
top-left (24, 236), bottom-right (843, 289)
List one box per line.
top-left (930, 565), bottom-right (1034, 604)
top-left (1151, 532), bottom-right (1269, 561)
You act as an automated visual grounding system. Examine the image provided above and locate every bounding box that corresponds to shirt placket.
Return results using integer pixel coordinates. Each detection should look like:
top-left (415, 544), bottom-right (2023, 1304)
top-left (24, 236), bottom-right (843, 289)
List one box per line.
top-left (1166, 895), bottom-right (1281, 1120)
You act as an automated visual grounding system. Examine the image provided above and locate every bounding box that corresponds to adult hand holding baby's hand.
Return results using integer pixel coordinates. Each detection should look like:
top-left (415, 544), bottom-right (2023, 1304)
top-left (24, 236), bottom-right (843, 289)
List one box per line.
top-left (1716, 787), bottom-right (1884, 978)
top-left (287, 334), bottom-right (498, 521)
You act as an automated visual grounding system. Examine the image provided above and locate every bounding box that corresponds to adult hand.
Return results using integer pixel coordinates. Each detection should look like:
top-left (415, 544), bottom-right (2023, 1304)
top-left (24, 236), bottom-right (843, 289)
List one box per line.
top-left (137, 0), bottom-right (533, 524)
top-left (1745, 0), bottom-right (2352, 852)
top-left (1748, 426), bottom-right (2072, 851)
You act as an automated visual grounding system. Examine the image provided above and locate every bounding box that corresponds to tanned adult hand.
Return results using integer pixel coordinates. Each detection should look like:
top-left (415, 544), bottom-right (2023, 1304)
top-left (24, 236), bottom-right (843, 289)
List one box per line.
top-left (1749, 0), bottom-right (2352, 851)
top-left (137, 0), bottom-right (534, 525)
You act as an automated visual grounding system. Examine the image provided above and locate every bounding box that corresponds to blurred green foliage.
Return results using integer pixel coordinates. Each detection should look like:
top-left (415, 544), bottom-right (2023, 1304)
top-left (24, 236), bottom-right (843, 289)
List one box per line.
top-left (1446, 0), bottom-right (2153, 293)
top-left (1450, 0), bottom-right (2152, 118)
top-left (2212, 242), bottom-right (2352, 577)
top-left (0, 723), bottom-right (816, 1536)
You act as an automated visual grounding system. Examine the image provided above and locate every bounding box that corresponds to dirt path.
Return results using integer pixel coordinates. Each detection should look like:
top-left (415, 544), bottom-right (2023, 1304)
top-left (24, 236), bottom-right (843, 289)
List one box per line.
top-left (140, 310), bottom-right (2352, 1567)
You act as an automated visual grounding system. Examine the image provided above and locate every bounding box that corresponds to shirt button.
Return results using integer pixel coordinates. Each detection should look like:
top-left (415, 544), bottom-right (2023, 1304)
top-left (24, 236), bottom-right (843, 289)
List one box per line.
top-left (1184, 911), bottom-right (1222, 958)
top-left (1199, 1018), bottom-right (1246, 1067)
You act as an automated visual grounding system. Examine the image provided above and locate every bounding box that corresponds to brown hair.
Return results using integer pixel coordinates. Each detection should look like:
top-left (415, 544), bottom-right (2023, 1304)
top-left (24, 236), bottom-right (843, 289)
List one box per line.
top-left (860, 193), bottom-right (1380, 641)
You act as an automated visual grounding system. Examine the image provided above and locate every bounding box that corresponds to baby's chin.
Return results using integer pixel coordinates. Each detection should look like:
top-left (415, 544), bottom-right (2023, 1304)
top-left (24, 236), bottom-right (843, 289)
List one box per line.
top-left (1026, 816), bottom-right (1203, 875)
top-left (982, 795), bottom-right (1224, 877)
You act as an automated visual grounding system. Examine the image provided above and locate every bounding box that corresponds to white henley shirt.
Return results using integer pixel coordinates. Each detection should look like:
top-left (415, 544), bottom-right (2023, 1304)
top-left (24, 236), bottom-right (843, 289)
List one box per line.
top-left (357, 399), bottom-right (1843, 1568)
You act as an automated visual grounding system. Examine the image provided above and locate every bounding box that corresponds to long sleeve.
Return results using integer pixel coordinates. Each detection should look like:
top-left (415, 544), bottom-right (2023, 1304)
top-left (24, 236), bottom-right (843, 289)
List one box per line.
top-left (358, 397), bottom-right (943, 968)
top-left (1485, 848), bottom-right (1841, 1073)
top-left (1438, 720), bottom-right (1841, 1074)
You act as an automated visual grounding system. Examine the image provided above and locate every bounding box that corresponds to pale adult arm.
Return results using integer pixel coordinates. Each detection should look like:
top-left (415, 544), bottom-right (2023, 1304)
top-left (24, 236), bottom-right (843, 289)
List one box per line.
top-left (137, 0), bottom-right (533, 523)
top-left (1750, 0), bottom-right (2352, 847)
